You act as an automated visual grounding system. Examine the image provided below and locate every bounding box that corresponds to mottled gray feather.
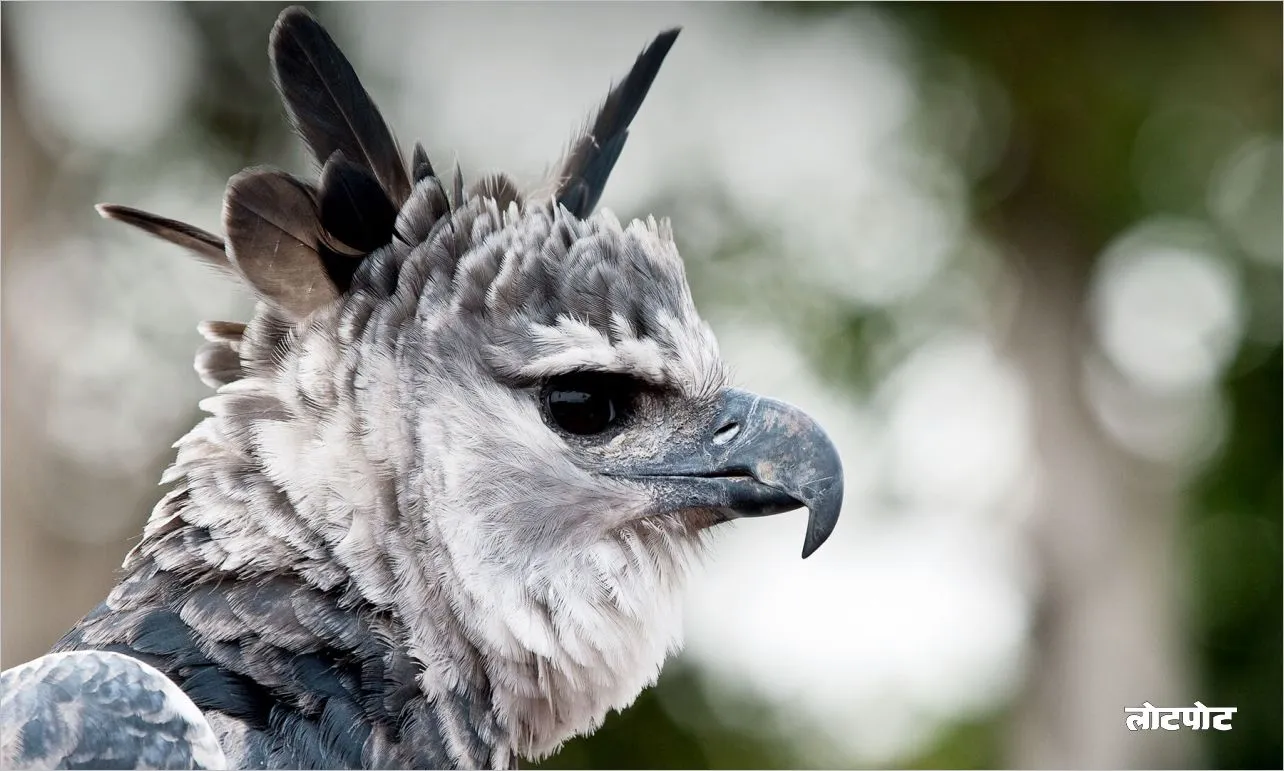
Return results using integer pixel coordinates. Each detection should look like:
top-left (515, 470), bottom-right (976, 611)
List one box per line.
top-left (194, 341), bottom-right (244, 389)
top-left (468, 174), bottom-right (523, 213)
top-left (0, 651), bottom-right (226, 770)
top-left (393, 176), bottom-right (453, 251)
top-left (197, 321), bottom-right (246, 351)
top-left (28, 7), bottom-right (722, 771)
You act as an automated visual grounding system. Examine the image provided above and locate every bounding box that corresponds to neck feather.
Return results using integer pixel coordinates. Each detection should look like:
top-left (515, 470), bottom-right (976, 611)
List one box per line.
top-left (124, 356), bottom-right (698, 762)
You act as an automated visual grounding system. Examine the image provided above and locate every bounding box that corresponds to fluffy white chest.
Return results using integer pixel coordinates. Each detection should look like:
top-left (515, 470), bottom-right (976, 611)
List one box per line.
top-left (478, 534), bottom-right (694, 760)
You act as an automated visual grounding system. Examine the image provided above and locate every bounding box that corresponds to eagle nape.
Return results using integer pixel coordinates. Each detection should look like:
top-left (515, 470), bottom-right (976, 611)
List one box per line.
top-left (612, 388), bottom-right (844, 558)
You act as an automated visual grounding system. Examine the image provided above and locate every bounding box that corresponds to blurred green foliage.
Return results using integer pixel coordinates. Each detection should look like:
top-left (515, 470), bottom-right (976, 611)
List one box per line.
top-left (1190, 346), bottom-right (1282, 770)
top-left (904, 6), bottom-right (1281, 769)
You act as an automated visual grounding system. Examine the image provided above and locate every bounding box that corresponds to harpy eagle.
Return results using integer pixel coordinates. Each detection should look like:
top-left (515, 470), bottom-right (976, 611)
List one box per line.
top-left (1, 7), bottom-right (844, 769)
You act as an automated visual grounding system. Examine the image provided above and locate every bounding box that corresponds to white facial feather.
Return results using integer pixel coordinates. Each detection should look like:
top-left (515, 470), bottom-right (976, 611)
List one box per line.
top-left (144, 198), bottom-right (728, 760)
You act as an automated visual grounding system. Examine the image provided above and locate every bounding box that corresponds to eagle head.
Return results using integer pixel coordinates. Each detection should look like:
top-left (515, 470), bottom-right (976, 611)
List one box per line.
top-left (96, 5), bottom-right (843, 760)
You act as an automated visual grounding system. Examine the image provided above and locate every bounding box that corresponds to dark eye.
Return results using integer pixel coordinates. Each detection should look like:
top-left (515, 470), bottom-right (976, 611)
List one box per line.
top-left (543, 372), bottom-right (637, 436)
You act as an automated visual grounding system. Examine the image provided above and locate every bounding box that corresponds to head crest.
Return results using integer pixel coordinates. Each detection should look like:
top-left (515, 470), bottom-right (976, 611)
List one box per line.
top-left (554, 28), bottom-right (680, 217)
top-left (96, 6), bottom-right (679, 331)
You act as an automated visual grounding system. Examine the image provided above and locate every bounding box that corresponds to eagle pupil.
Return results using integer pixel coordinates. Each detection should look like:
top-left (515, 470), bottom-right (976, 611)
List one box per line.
top-left (545, 374), bottom-right (628, 435)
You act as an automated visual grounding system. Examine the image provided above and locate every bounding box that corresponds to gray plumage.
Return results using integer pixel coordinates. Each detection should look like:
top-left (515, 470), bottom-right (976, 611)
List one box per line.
top-left (1, 651), bottom-right (226, 770)
top-left (194, 322), bottom-right (246, 389)
top-left (4, 6), bottom-right (844, 770)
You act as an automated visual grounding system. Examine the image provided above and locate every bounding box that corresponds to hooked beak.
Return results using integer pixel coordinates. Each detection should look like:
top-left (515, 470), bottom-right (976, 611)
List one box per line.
top-left (617, 388), bottom-right (843, 558)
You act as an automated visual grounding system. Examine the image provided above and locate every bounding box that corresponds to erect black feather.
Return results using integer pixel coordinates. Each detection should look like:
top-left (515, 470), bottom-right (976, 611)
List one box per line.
top-left (555, 28), bottom-right (680, 218)
top-left (557, 130), bottom-right (627, 218)
top-left (315, 248), bottom-right (364, 297)
top-left (270, 6), bottom-right (412, 207)
top-left (411, 141), bottom-right (435, 185)
top-left (223, 167), bottom-right (339, 319)
top-left (95, 204), bottom-right (235, 276)
top-left (317, 151), bottom-right (399, 255)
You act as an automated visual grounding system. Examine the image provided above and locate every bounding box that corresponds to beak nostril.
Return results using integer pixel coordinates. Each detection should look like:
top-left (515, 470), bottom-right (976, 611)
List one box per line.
top-left (712, 422), bottom-right (740, 445)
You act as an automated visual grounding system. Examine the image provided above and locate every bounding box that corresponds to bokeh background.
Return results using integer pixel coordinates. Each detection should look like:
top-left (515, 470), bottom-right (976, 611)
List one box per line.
top-left (2, 2), bottom-right (1279, 769)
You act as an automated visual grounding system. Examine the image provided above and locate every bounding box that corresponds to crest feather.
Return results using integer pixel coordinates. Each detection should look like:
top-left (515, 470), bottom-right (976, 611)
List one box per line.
top-left (270, 6), bottom-right (412, 206)
top-left (95, 204), bottom-right (234, 277)
top-left (222, 167), bottom-right (339, 319)
top-left (411, 141), bottom-right (435, 185)
top-left (555, 29), bottom-right (680, 218)
top-left (95, 7), bottom-right (690, 396)
top-left (317, 150), bottom-right (399, 257)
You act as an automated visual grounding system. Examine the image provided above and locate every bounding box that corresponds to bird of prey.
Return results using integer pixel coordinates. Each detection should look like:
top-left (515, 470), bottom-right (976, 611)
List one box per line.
top-left (1, 7), bottom-right (843, 769)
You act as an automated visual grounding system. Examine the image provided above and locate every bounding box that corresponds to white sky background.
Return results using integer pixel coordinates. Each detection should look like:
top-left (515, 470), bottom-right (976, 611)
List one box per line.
top-left (5, 2), bottom-right (1276, 767)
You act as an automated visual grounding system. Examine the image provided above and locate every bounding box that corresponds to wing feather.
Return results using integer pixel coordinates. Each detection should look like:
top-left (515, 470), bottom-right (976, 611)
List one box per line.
top-left (0, 651), bottom-right (226, 770)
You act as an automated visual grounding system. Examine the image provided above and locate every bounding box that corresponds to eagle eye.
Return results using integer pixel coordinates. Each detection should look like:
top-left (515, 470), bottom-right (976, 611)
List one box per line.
top-left (543, 372), bottom-right (638, 436)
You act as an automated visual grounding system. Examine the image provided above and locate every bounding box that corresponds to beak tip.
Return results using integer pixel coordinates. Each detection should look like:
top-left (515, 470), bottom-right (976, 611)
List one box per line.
top-left (799, 509), bottom-right (838, 558)
top-left (798, 474), bottom-right (843, 559)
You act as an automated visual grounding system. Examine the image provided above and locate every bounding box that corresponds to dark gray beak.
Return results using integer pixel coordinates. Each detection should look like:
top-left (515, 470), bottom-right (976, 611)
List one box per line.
top-left (619, 388), bottom-right (844, 558)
